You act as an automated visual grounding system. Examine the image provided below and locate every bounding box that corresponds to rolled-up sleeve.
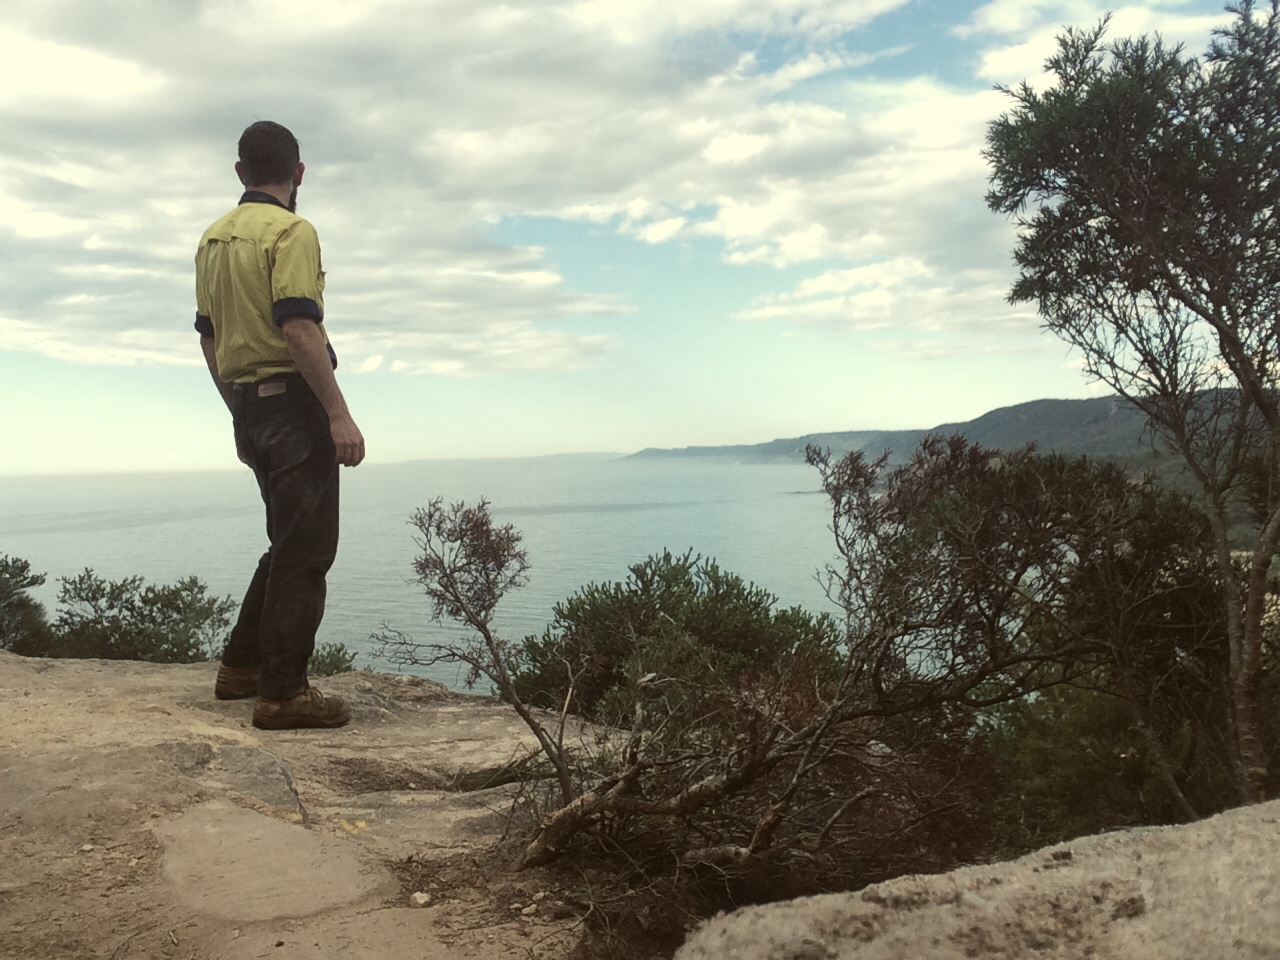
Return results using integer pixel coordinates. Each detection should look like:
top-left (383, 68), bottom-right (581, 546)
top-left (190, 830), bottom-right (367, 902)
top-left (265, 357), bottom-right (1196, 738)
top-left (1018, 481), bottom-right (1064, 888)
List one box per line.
top-left (270, 220), bottom-right (325, 326)
top-left (194, 245), bottom-right (215, 336)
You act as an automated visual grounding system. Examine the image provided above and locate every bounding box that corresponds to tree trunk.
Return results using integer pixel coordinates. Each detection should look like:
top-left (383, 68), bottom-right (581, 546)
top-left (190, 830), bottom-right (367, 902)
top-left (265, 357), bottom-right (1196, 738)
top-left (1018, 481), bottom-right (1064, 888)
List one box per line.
top-left (1231, 655), bottom-right (1269, 803)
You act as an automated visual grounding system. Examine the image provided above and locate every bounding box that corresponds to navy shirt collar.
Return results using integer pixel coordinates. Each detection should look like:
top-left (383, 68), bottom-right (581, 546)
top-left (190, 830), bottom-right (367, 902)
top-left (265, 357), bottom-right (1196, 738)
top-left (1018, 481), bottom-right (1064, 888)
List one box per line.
top-left (238, 190), bottom-right (289, 209)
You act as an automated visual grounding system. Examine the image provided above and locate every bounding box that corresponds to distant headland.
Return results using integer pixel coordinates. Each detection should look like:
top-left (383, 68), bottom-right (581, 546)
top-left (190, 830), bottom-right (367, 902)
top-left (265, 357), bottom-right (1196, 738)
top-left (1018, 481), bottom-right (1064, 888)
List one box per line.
top-left (629, 396), bottom-right (1151, 464)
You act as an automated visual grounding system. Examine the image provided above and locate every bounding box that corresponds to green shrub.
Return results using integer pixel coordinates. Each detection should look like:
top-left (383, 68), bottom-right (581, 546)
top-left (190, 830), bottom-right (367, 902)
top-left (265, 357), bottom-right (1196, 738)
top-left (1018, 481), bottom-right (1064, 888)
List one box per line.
top-left (310, 641), bottom-right (358, 676)
top-left (982, 684), bottom-right (1176, 856)
top-left (51, 569), bottom-right (236, 663)
top-left (510, 549), bottom-right (838, 720)
top-left (2, 553), bottom-right (359, 675)
top-left (0, 557), bottom-right (235, 664)
top-left (0, 555), bottom-right (55, 655)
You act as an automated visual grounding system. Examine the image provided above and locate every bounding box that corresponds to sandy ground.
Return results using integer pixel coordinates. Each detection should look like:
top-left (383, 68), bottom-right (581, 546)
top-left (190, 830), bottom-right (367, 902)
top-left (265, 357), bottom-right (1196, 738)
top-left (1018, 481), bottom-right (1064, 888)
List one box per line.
top-left (0, 652), bottom-right (581, 960)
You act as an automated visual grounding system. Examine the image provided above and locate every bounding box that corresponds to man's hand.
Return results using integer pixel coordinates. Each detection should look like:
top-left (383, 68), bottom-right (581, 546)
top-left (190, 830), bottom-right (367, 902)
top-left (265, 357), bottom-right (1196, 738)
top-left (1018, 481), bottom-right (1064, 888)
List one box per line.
top-left (330, 412), bottom-right (365, 467)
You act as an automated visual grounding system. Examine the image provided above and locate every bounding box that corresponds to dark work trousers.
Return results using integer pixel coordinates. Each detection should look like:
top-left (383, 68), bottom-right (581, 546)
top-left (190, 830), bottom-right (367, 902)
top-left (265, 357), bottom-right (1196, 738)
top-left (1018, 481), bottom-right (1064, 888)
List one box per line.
top-left (220, 374), bottom-right (339, 701)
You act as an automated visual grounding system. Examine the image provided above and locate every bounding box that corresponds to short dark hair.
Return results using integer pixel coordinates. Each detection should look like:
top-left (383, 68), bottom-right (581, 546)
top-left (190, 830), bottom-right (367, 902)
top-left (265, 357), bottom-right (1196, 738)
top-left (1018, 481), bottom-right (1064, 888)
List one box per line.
top-left (237, 121), bottom-right (300, 186)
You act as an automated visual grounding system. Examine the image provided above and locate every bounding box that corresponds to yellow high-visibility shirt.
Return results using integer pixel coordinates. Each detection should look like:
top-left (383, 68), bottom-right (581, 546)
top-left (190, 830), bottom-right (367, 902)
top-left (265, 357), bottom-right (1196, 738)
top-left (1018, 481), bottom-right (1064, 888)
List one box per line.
top-left (195, 191), bottom-right (334, 383)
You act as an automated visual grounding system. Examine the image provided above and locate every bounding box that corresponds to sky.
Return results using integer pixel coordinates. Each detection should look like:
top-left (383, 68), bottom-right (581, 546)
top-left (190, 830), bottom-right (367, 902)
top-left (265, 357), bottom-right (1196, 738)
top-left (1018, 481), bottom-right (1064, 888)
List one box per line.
top-left (0, 0), bottom-right (1235, 474)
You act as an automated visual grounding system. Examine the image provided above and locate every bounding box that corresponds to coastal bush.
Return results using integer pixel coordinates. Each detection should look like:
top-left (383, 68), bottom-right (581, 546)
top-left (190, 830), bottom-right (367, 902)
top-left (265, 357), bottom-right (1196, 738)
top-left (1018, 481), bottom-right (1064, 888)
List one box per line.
top-left (0, 555), bottom-right (55, 655)
top-left (509, 550), bottom-right (839, 722)
top-left (385, 435), bottom-right (1269, 956)
top-left (983, 685), bottom-right (1172, 856)
top-left (310, 640), bottom-right (358, 676)
top-left (377, 496), bottom-right (1003, 958)
top-left (812, 436), bottom-right (1256, 825)
top-left (0, 558), bottom-right (236, 664)
top-left (51, 569), bottom-right (236, 662)
top-left (815, 432), bottom-right (1269, 845)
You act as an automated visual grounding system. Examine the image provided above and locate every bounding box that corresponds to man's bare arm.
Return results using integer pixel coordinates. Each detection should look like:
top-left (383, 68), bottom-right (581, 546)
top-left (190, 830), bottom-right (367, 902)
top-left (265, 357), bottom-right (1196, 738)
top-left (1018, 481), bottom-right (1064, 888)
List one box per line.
top-left (279, 317), bottom-right (366, 467)
top-left (200, 335), bottom-right (236, 412)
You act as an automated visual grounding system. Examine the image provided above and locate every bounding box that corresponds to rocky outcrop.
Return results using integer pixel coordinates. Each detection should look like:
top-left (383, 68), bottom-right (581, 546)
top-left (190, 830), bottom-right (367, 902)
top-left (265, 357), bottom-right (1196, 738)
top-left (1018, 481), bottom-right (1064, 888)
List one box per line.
top-left (8, 651), bottom-right (1279, 960)
top-left (676, 798), bottom-right (1280, 959)
top-left (0, 652), bottom-right (575, 960)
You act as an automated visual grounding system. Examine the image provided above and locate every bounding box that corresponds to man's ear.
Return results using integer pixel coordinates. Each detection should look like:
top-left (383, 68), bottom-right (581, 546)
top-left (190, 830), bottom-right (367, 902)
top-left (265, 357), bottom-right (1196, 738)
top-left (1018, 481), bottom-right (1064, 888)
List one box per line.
top-left (294, 161), bottom-right (305, 186)
top-left (235, 160), bottom-right (247, 185)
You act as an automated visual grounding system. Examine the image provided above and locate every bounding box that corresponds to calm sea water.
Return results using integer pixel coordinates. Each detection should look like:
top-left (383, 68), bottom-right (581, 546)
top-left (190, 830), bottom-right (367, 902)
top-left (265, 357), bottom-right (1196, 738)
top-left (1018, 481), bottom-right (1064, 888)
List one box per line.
top-left (0, 455), bottom-right (838, 689)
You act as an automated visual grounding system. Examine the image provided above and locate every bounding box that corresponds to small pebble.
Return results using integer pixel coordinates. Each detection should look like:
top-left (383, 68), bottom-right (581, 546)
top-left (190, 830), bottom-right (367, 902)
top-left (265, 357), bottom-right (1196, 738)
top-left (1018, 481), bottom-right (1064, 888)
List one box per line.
top-left (409, 892), bottom-right (433, 908)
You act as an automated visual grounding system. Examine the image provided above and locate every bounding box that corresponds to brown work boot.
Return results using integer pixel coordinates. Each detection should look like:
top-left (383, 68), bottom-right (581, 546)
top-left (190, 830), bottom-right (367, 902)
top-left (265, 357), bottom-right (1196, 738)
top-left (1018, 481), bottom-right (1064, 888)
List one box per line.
top-left (252, 687), bottom-right (352, 730)
top-left (214, 663), bottom-right (259, 701)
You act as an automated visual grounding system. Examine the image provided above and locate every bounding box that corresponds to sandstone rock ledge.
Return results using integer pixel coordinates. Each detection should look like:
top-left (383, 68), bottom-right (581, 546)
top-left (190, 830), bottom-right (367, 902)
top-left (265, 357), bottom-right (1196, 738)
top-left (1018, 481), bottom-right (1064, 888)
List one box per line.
top-left (677, 795), bottom-right (1280, 960)
top-left (0, 651), bottom-right (577, 960)
top-left (8, 650), bottom-right (1280, 960)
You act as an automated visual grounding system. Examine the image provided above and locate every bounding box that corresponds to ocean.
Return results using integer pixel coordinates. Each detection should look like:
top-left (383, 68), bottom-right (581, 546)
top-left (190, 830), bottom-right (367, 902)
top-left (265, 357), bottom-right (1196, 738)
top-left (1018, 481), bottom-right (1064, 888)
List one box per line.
top-left (0, 455), bottom-right (839, 689)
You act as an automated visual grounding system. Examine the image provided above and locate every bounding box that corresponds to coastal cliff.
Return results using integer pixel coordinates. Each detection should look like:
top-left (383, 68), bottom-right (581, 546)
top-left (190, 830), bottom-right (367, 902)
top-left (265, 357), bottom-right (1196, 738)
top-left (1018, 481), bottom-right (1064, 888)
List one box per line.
top-left (5, 651), bottom-right (1278, 960)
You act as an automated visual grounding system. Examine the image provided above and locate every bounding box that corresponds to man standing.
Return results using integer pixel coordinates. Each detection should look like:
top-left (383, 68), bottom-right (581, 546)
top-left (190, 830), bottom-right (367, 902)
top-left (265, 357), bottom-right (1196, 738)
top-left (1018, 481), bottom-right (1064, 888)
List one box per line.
top-left (196, 121), bottom-right (363, 730)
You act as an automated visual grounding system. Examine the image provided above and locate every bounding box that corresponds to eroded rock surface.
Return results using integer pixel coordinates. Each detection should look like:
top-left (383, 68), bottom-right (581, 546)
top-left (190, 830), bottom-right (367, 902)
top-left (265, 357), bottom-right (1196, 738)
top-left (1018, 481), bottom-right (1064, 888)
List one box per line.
top-left (154, 799), bottom-right (393, 921)
top-left (9, 651), bottom-right (1278, 960)
top-left (677, 800), bottom-right (1280, 960)
top-left (0, 652), bottom-right (575, 960)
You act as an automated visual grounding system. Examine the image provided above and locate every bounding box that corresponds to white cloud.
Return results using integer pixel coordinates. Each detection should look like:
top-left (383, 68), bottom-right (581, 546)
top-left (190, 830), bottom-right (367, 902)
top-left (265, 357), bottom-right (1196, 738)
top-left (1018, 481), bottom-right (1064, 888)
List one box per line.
top-left (0, 312), bottom-right (194, 367)
top-left (0, 0), bottom-right (1232, 380)
top-left (965, 2), bottom-right (1233, 86)
top-left (793, 258), bottom-right (933, 297)
top-left (960, 0), bottom-right (1099, 38)
top-left (734, 262), bottom-right (1043, 359)
top-left (198, 0), bottom-right (390, 39)
top-left (568, 0), bottom-right (909, 43)
top-left (0, 26), bottom-right (163, 108)
top-left (703, 132), bottom-right (772, 165)
top-left (635, 217), bottom-right (687, 244)
top-left (333, 325), bottom-right (614, 376)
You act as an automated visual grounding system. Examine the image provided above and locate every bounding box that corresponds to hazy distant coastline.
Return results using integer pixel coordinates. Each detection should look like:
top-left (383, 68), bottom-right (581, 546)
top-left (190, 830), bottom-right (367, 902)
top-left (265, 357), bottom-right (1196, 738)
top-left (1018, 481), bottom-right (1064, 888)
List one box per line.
top-left (630, 396), bottom-right (1151, 465)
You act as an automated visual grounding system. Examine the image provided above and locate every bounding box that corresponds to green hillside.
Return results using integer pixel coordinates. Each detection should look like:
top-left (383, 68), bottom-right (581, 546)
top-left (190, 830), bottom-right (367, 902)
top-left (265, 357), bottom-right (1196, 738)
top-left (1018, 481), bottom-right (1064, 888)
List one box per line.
top-left (631, 397), bottom-right (1154, 464)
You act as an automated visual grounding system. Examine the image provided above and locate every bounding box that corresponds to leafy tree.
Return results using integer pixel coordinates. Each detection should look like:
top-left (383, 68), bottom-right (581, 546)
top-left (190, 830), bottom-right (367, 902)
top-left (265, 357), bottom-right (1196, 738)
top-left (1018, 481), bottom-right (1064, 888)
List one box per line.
top-left (985, 1), bottom-right (1280, 801)
top-left (812, 436), bottom-right (1249, 824)
top-left (0, 555), bottom-right (54, 655)
top-left (50, 569), bottom-right (235, 663)
top-left (807, 438), bottom-right (1104, 716)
